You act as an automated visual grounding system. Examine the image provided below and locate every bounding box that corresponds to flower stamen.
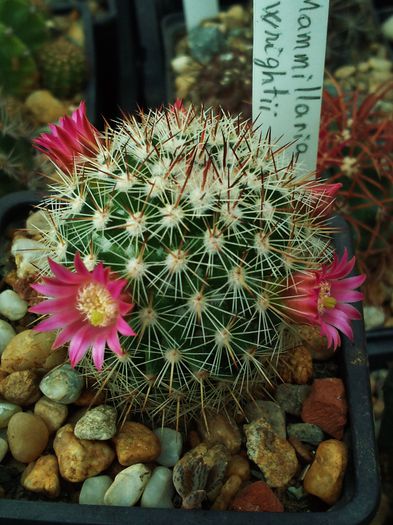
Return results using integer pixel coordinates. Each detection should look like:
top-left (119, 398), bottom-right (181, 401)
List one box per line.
top-left (76, 282), bottom-right (118, 327)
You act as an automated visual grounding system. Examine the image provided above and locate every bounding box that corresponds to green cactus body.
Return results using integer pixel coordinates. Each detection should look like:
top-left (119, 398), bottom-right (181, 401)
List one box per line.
top-left (37, 37), bottom-right (87, 99)
top-left (0, 23), bottom-right (39, 97)
top-left (0, 0), bottom-right (49, 52)
top-left (37, 106), bottom-right (334, 423)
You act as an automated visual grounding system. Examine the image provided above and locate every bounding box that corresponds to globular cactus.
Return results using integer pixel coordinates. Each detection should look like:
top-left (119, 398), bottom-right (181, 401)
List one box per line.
top-left (0, 0), bottom-right (48, 97)
top-left (0, 0), bottom-right (49, 52)
top-left (318, 80), bottom-right (393, 291)
top-left (29, 102), bottom-right (345, 425)
top-left (37, 37), bottom-right (88, 99)
top-left (0, 23), bottom-right (39, 97)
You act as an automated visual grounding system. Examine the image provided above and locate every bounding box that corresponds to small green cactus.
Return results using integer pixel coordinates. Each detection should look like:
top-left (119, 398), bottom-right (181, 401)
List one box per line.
top-left (37, 37), bottom-right (88, 99)
top-left (33, 103), bottom-right (338, 424)
top-left (0, 0), bottom-right (49, 51)
top-left (0, 23), bottom-right (39, 97)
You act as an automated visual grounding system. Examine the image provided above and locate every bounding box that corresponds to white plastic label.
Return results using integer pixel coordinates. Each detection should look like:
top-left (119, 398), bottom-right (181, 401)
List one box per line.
top-left (252, 0), bottom-right (330, 175)
top-left (183, 0), bottom-right (220, 31)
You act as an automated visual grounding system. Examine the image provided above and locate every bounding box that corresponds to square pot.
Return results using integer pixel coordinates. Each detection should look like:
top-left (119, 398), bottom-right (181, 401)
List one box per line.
top-left (0, 193), bottom-right (380, 525)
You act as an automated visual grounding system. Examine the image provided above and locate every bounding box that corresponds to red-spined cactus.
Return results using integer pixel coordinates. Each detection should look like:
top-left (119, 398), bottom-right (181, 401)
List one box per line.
top-left (318, 80), bottom-right (393, 293)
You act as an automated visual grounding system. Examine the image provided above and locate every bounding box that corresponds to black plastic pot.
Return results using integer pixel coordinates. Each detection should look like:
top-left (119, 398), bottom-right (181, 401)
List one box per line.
top-left (76, 0), bottom-right (97, 124)
top-left (0, 193), bottom-right (380, 524)
top-left (162, 12), bottom-right (185, 104)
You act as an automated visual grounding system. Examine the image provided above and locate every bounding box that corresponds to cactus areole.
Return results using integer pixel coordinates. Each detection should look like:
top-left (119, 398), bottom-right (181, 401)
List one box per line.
top-left (30, 101), bottom-right (364, 424)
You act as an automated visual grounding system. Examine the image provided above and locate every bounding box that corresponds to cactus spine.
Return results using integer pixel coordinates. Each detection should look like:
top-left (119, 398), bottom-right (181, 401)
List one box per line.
top-left (35, 104), bottom-right (335, 424)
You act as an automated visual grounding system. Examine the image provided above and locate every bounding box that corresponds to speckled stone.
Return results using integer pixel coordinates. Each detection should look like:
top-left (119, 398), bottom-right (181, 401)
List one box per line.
top-left (39, 364), bottom-right (84, 404)
top-left (74, 405), bottom-right (117, 440)
top-left (244, 418), bottom-right (298, 488)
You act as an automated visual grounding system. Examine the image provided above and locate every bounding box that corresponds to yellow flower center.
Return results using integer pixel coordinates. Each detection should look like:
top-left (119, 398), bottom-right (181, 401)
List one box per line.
top-left (76, 282), bottom-right (117, 327)
top-left (318, 281), bottom-right (336, 313)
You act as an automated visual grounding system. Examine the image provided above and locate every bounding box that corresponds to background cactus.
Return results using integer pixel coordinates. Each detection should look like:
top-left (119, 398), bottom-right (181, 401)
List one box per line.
top-left (37, 36), bottom-right (88, 99)
top-left (0, 92), bottom-right (47, 192)
top-left (31, 103), bottom-right (339, 425)
top-left (318, 80), bottom-right (393, 295)
top-left (0, 22), bottom-right (39, 98)
top-left (0, 0), bottom-right (49, 51)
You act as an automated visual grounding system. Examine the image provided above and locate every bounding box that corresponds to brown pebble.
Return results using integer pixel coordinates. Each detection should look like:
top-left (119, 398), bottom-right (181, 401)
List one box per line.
top-left (34, 396), bottom-right (68, 434)
top-left (74, 388), bottom-right (106, 407)
top-left (54, 424), bottom-right (115, 482)
top-left (301, 378), bottom-right (347, 439)
top-left (278, 345), bottom-right (313, 384)
top-left (288, 436), bottom-right (314, 463)
top-left (7, 412), bottom-right (49, 463)
top-left (21, 454), bottom-right (60, 498)
top-left (212, 474), bottom-right (243, 510)
top-left (1, 370), bottom-right (41, 406)
top-left (1, 330), bottom-right (63, 373)
top-left (226, 454), bottom-right (250, 481)
top-left (188, 430), bottom-right (201, 449)
top-left (197, 410), bottom-right (241, 454)
top-left (112, 421), bottom-right (161, 466)
top-left (303, 439), bottom-right (348, 505)
top-left (230, 480), bottom-right (284, 512)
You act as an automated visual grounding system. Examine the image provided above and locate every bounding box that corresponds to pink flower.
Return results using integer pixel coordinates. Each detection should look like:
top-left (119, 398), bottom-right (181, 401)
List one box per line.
top-left (283, 249), bottom-right (366, 349)
top-left (29, 253), bottom-right (136, 370)
top-left (169, 98), bottom-right (186, 113)
top-left (33, 101), bottom-right (100, 172)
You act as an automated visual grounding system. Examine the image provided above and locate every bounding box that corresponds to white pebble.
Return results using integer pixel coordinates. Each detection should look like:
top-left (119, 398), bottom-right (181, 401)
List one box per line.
top-left (11, 237), bottom-right (48, 278)
top-left (39, 364), bottom-right (84, 404)
top-left (153, 427), bottom-right (183, 467)
top-left (0, 438), bottom-right (8, 462)
top-left (382, 15), bottom-right (393, 41)
top-left (363, 305), bottom-right (385, 331)
top-left (0, 320), bottom-right (16, 355)
top-left (0, 402), bottom-right (22, 429)
top-left (104, 464), bottom-right (151, 506)
top-left (0, 290), bottom-right (28, 321)
top-left (141, 466), bottom-right (174, 508)
top-left (79, 476), bottom-right (113, 505)
top-left (171, 55), bottom-right (194, 73)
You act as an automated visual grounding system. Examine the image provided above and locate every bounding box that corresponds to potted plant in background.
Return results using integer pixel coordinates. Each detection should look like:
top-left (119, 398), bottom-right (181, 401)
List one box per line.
top-left (0, 0), bottom-right (96, 195)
